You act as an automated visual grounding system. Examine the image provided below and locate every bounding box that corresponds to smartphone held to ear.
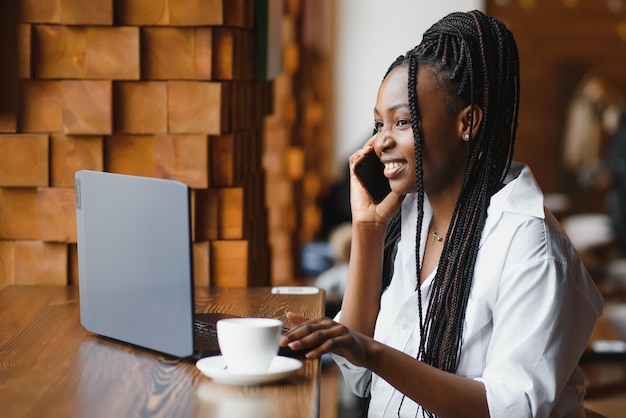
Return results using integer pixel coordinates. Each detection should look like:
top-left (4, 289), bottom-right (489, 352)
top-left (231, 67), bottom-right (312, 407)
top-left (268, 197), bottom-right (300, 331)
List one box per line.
top-left (354, 150), bottom-right (391, 203)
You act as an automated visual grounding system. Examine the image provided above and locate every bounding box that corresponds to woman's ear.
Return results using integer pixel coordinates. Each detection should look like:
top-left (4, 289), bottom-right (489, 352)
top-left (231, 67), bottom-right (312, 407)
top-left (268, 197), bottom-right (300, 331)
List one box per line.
top-left (459, 104), bottom-right (483, 141)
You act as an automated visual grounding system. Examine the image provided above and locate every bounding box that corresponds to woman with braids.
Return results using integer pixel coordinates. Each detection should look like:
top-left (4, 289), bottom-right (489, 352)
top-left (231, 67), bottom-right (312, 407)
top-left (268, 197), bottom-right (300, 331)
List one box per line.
top-left (280, 10), bottom-right (603, 418)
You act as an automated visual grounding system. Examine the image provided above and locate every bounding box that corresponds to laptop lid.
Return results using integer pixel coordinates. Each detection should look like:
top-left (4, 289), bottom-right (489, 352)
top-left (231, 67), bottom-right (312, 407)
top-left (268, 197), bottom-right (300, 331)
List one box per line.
top-left (75, 170), bottom-right (195, 357)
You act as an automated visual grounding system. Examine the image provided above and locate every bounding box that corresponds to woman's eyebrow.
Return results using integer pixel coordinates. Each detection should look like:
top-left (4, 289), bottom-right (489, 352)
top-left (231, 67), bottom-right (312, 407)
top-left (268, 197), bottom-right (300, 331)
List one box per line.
top-left (374, 103), bottom-right (410, 115)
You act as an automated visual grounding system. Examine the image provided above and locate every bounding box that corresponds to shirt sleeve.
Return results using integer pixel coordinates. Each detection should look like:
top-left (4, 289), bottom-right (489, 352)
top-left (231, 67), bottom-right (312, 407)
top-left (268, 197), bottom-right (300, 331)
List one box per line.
top-left (475, 252), bottom-right (601, 418)
top-left (330, 352), bottom-right (373, 397)
top-left (328, 311), bottom-right (373, 397)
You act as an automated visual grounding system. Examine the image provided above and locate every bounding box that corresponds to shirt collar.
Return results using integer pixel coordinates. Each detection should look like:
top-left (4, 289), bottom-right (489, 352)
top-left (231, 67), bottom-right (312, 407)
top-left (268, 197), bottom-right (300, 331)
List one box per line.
top-left (488, 161), bottom-right (545, 220)
top-left (480, 162), bottom-right (545, 246)
top-left (404, 162), bottom-right (545, 248)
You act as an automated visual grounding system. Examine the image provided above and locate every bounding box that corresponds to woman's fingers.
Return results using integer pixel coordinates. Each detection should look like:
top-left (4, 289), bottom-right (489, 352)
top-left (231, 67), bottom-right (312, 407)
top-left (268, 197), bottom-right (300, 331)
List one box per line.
top-left (285, 311), bottom-right (309, 325)
top-left (281, 315), bottom-right (333, 346)
top-left (280, 315), bottom-right (369, 364)
top-left (349, 135), bottom-right (377, 168)
top-left (349, 146), bottom-right (372, 170)
top-left (280, 315), bottom-right (360, 359)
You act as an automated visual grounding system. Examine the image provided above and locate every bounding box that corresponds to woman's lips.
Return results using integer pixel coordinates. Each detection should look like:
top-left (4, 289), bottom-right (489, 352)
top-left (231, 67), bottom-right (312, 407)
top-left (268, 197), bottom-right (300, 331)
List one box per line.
top-left (383, 160), bottom-right (407, 178)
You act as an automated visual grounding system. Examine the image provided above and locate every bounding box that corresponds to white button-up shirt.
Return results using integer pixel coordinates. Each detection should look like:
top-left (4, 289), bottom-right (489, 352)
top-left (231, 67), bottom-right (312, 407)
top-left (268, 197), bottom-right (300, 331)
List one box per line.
top-left (332, 162), bottom-right (603, 417)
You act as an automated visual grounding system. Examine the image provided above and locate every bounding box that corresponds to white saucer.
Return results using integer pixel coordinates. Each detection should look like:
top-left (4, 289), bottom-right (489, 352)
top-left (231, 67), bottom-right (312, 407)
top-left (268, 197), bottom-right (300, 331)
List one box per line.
top-left (196, 355), bottom-right (303, 386)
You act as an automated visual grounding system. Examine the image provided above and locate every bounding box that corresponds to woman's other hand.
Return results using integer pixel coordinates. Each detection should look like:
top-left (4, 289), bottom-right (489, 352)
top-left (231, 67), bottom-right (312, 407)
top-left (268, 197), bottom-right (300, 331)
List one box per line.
top-left (280, 312), bottom-right (370, 366)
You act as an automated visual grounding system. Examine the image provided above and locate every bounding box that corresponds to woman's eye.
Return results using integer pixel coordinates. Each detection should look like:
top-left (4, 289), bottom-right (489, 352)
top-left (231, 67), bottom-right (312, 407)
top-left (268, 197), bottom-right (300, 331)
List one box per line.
top-left (396, 119), bottom-right (411, 128)
top-left (373, 121), bottom-right (384, 132)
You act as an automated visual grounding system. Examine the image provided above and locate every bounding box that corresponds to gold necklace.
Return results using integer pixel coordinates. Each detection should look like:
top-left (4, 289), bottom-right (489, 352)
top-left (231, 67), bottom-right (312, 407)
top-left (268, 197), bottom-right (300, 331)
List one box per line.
top-left (431, 228), bottom-right (443, 245)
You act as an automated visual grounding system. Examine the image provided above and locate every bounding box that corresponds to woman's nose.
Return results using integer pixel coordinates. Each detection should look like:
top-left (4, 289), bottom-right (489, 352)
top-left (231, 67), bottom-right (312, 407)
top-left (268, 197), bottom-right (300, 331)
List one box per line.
top-left (374, 129), bottom-right (394, 153)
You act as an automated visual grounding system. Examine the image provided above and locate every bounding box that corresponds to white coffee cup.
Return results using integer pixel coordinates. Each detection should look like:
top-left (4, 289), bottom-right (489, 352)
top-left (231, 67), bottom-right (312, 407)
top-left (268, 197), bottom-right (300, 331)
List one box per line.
top-left (216, 317), bottom-right (283, 373)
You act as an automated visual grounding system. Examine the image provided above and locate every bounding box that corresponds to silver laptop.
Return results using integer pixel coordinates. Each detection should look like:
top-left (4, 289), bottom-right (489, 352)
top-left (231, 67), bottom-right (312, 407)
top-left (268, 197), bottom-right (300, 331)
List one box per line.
top-left (75, 170), bottom-right (304, 359)
top-left (75, 170), bottom-right (231, 358)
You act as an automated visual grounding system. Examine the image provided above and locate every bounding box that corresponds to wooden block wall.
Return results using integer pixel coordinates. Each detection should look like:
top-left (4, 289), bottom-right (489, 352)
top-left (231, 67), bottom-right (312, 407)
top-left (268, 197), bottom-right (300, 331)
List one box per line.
top-left (264, 0), bottom-right (335, 282)
top-left (264, 57), bottom-right (297, 280)
top-left (0, 0), bottom-right (274, 289)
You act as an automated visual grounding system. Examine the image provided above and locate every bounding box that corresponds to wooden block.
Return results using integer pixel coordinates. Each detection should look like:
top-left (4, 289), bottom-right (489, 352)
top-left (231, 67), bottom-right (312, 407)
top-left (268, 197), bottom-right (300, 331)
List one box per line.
top-left (169, 0), bottom-right (223, 26)
top-left (17, 24), bottom-right (32, 79)
top-left (50, 135), bottom-right (103, 187)
top-left (284, 0), bottom-right (301, 16)
top-left (217, 188), bottom-right (243, 239)
top-left (114, 82), bottom-right (167, 134)
top-left (193, 241), bottom-right (210, 287)
top-left (155, 134), bottom-right (209, 189)
top-left (210, 240), bottom-right (248, 287)
top-left (212, 27), bottom-right (235, 80)
top-left (272, 72), bottom-right (291, 101)
top-left (264, 147), bottom-right (285, 175)
top-left (0, 113), bottom-right (17, 133)
top-left (229, 83), bottom-right (241, 131)
top-left (189, 189), bottom-right (197, 242)
top-left (302, 204), bottom-right (322, 243)
top-left (230, 82), bottom-right (251, 131)
top-left (244, 130), bottom-right (262, 171)
top-left (211, 134), bottom-right (236, 186)
top-left (244, 81), bottom-right (265, 128)
top-left (0, 188), bottom-right (38, 239)
top-left (303, 173), bottom-right (322, 200)
top-left (19, 80), bottom-right (63, 132)
top-left (265, 177), bottom-right (292, 208)
top-left (194, 28), bottom-right (214, 81)
top-left (194, 189), bottom-right (218, 241)
top-left (0, 134), bottom-right (48, 187)
top-left (305, 102), bottom-right (324, 125)
top-left (268, 230), bottom-right (294, 283)
top-left (258, 81), bottom-right (275, 116)
top-left (254, 80), bottom-right (273, 121)
top-left (286, 146), bottom-right (305, 180)
top-left (281, 9), bottom-right (296, 43)
top-left (20, 0), bottom-right (61, 23)
top-left (244, 176), bottom-right (265, 243)
top-left (62, 80), bottom-right (112, 134)
top-left (116, 0), bottom-right (230, 26)
top-left (115, 0), bottom-right (169, 25)
top-left (168, 81), bottom-right (228, 134)
top-left (60, 0), bottom-right (113, 25)
top-left (264, 120), bottom-right (289, 154)
top-left (142, 28), bottom-right (190, 79)
top-left (247, 169), bottom-right (266, 215)
top-left (68, 243), bottom-right (79, 286)
top-left (37, 187), bottom-right (77, 243)
top-left (85, 27), bottom-right (139, 79)
top-left (33, 25), bottom-right (82, 78)
top-left (283, 42), bottom-right (300, 74)
top-left (104, 135), bottom-right (156, 177)
top-left (0, 241), bottom-right (16, 289)
top-left (14, 241), bottom-right (68, 286)
top-left (142, 28), bottom-right (212, 80)
top-left (242, 29), bottom-right (256, 79)
top-left (34, 26), bottom-right (139, 80)
top-left (224, 0), bottom-right (255, 28)
top-left (267, 203), bottom-right (296, 231)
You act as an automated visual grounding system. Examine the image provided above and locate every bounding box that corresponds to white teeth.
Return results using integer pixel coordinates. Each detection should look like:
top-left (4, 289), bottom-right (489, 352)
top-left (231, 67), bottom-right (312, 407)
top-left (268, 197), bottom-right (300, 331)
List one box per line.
top-left (384, 162), bottom-right (404, 170)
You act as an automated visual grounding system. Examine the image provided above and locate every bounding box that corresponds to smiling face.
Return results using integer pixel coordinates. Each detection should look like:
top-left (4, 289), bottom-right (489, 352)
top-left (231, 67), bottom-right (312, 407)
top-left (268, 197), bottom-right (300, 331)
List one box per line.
top-left (373, 64), bottom-right (470, 197)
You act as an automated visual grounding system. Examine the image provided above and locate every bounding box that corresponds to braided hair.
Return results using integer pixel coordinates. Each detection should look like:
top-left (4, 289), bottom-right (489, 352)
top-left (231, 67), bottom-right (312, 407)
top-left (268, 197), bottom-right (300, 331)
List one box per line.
top-left (380, 10), bottom-right (520, 415)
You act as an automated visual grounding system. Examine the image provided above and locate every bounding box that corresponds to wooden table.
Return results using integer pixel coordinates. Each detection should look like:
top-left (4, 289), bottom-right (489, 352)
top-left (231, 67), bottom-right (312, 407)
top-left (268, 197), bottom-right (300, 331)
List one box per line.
top-left (0, 285), bottom-right (325, 418)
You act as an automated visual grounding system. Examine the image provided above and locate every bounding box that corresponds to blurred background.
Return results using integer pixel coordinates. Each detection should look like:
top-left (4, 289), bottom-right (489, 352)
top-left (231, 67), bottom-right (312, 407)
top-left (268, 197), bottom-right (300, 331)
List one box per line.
top-left (1, 0), bottom-right (626, 416)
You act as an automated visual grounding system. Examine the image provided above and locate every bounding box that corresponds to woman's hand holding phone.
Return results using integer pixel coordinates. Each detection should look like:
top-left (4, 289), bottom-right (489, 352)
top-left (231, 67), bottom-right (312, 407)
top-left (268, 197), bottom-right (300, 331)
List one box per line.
top-left (349, 142), bottom-right (403, 226)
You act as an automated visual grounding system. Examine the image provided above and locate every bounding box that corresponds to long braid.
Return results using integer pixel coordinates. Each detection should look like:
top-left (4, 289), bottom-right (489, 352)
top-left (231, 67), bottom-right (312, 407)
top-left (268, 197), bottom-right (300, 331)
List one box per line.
top-left (406, 52), bottom-right (427, 362)
top-left (421, 9), bottom-right (520, 376)
top-left (379, 10), bottom-right (520, 417)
